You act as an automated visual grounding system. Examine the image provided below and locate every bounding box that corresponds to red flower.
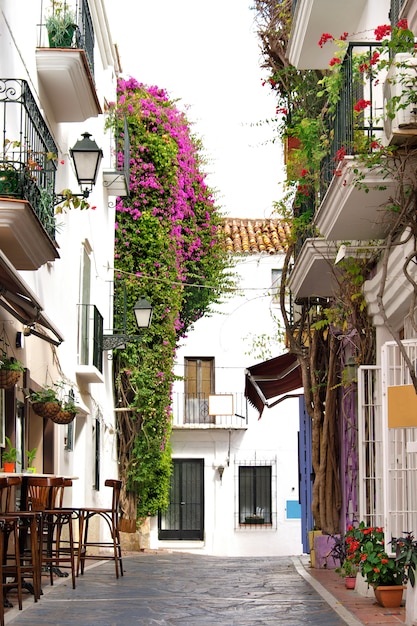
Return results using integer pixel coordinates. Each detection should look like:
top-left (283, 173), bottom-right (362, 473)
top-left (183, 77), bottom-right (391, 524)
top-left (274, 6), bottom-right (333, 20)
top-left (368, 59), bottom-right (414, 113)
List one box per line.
top-left (329, 57), bottom-right (341, 67)
top-left (397, 19), bottom-right (408, 30)
top-left (370, 140), bottom-right (381, 149)
top-left (354, 99), bottom-right (371, 112)
top-left (359, 62), bottom-right (369, 73)
top-left (300, 169), bottom-right (309, 177)
top-left (318, 33), bottom-right (334, 48)
top-left (334, 146), bottom-right (346, 161)
top-left (370, 51), bottom-right (380, 65)
top-left (339, 32), bottom-right (349, 41)
top-left (374, 24), bottom-right (392, 41)
top-left (276, 107), bottom-right (288, 115)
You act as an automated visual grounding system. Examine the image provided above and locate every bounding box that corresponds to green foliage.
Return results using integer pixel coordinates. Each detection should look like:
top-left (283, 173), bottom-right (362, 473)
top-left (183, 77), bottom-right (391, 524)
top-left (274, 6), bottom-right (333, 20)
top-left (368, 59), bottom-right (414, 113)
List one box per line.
top-left (3, 436), bottom-right (17, 463)
top-left (0, 351), bottom-right (24, 372)
top-left (110, 78), bottom-right (235, 518)
top-left (393, 532), bottom-right (417, 588)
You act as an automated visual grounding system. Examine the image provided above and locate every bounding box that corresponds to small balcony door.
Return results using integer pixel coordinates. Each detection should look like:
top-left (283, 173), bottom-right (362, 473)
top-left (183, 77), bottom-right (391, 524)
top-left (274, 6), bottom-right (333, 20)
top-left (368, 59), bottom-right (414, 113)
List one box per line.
top-left (184, 357), bottom-right (214, 424)
top-left (158, 459), bottom-right (204, 540)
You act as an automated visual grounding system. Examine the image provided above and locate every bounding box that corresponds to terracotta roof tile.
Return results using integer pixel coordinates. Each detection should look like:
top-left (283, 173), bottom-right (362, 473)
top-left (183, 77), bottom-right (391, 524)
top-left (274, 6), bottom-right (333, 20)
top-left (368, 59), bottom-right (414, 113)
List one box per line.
top-left (222, 218), bottom-right (290, 255)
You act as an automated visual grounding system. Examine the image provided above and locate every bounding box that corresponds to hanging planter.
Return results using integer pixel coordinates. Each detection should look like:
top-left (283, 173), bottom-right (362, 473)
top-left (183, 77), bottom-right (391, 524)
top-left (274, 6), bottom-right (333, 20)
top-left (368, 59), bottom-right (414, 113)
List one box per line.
top-left (0, 369), bottom-right (21, 389)
top-left (0, 351), bottom-right (25, 389)
top-left (29, 386), bottom-right (61, 418)
top-left (50, 407), bottom-right (77, 425)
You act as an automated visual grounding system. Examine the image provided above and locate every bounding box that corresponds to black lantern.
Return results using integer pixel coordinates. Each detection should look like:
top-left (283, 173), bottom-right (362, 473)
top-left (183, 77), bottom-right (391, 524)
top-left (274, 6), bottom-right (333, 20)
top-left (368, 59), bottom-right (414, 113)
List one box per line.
top-left (70, 132), bottom-right (103, 197)
top-left (102, 296), bottom-right (153, 351)
top-left (133, 296), bottom-right (153, 329)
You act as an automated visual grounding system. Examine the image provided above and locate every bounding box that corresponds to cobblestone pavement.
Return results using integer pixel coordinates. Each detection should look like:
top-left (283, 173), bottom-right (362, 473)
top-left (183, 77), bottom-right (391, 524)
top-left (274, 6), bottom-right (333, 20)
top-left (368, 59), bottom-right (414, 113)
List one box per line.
top-left (3, 553), bottom-right (358, 626)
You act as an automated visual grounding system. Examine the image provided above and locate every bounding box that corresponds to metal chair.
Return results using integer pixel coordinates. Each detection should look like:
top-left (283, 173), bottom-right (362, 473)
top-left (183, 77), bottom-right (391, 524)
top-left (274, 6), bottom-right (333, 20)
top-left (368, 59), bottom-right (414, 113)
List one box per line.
top-left (77, 479), bottom-right (123, 578)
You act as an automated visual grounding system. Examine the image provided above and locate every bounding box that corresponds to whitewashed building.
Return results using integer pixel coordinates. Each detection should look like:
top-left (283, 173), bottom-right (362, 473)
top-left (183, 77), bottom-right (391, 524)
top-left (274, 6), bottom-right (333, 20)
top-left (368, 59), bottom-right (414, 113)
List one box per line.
top-left (149, 218), bottom-right (304, 556)
top-left (0, 0), bottom-right (124, 510)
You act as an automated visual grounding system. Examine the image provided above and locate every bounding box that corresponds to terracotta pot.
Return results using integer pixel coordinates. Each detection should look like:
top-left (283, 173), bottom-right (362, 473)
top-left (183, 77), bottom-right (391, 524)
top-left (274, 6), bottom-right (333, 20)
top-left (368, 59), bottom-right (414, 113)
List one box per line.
top-left (345, 576), bottom-right (356, 589)
top-left (374, 585), bottom-right (404, 608)
top-left (3, 461), bottom-right (15, 473)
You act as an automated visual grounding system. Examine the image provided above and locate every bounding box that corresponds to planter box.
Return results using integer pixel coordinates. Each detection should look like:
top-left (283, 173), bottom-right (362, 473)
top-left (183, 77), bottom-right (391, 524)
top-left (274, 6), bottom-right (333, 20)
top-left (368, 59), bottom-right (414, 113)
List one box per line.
top-left (244, 516), bottom-right (265, 524)
top-left (313, 534), bottom-right (339, 569)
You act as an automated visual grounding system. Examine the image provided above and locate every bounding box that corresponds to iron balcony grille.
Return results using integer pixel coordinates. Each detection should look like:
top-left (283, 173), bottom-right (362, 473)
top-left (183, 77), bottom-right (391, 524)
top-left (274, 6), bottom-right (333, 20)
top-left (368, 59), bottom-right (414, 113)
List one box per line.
top-left (0, 78), bottom-right (58, 240)
top-left (320, 42), bottom-right (384, 198)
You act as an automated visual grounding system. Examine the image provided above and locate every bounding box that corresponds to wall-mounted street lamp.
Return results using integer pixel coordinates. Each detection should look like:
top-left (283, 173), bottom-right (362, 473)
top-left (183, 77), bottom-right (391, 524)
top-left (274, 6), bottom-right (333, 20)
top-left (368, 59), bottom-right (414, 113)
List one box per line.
top-left (55, 132), bottom-right (103, 203)
top-left (102, 296), bottom-right (153, 351)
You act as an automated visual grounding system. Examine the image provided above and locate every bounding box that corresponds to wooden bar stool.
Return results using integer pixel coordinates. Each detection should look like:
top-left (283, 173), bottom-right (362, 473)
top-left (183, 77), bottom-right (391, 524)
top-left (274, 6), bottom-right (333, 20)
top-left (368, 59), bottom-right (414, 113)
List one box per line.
top-left (25, 476), bottom-right (76, 590)
top-left (77, 479), bottom-right (123, 579)
top-left (0, 476), bottom-right (42, 604)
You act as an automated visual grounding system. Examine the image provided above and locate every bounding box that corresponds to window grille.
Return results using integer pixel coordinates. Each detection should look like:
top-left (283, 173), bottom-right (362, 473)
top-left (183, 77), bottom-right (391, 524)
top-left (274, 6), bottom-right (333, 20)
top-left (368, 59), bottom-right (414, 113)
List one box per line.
top-left (235, 458), bottom-right (277, 529)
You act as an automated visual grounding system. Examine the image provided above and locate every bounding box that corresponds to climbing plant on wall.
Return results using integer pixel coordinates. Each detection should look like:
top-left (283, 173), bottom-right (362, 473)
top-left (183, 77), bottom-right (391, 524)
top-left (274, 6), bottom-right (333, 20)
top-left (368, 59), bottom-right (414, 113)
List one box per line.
top-left (108, 78), bottom-right (234, 522)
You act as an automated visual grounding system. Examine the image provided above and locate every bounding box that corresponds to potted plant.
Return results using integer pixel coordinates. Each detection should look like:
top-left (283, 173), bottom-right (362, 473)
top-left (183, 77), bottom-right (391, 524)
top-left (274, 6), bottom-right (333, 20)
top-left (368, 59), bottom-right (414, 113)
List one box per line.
top-left (28, 386), bottom-right (61, 419)
top-left (26, 447), bottom-right (37, 473)
top-left (346, 523), bottom-right (406, 607)
top-left (0, 350), bottom-right (25, 389)
top-left (45, 1), bottom-right (77, 48)
top-left (335, 558), bottom-right (358, 589)
top-left (2, 436), bottom-right (17, 472)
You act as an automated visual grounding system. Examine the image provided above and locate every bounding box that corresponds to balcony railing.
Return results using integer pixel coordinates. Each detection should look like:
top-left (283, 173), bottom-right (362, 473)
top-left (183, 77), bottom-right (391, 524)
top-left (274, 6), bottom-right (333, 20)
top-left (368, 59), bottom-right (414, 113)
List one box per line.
top-left (0, 79), bottom-right (57, 240)
top-left (77, 304), bottom-right (103, 373)
top-left (37, 0), bottom-right (95, 77)
top-left (319, 43), bottom-right (384, 199)
top-left (171, 392), bottom-right (249, 428)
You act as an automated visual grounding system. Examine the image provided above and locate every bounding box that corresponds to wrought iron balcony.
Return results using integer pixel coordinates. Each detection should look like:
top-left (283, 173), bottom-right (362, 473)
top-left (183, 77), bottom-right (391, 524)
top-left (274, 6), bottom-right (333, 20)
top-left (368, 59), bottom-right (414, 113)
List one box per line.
top-left (171, 392), bottom-right (249, 429)
top-left (0, 78), bottom-right (59, 269)
top-left (320, 43), bottom-right (384, 199)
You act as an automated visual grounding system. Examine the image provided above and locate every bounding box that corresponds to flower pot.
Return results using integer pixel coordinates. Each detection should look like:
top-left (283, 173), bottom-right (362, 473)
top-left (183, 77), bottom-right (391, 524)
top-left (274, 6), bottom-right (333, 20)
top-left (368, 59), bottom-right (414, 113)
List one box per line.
top-left (374, 585), bottom-right (404, 608)
top-left (50, 409), bottom-right (76, 425)
top-left (31, 401), bottom-right (61, 419)
top-left (0, 169), bottom-right (20, 197)
top-left (0, 370), bottom-right (21, 389)
top-left (47, 25), bottom-right (76, 48)
top-left (3, 461), bottom-right (15, 473)
top-left (345, 576), bottom-right (356, 589)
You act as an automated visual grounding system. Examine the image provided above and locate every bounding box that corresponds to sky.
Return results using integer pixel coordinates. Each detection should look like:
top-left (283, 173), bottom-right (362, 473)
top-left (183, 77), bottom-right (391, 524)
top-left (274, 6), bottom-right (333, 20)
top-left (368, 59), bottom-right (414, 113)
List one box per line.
top-left (105, 0), bottom-right (283, 219)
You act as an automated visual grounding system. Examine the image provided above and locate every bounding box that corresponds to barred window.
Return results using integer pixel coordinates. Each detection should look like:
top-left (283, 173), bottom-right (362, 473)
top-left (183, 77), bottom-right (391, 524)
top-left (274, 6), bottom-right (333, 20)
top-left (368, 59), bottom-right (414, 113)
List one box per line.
top-left (239, 465), bottom-right (272, 524)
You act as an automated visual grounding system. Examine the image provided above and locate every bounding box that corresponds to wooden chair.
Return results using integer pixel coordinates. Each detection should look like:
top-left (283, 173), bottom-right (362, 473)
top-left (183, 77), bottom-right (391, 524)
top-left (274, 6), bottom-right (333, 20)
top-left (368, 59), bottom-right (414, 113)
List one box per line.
top-left (25, 476), bottom-right (76, 589)
top-left (77, 479), bottom-right (123, 579)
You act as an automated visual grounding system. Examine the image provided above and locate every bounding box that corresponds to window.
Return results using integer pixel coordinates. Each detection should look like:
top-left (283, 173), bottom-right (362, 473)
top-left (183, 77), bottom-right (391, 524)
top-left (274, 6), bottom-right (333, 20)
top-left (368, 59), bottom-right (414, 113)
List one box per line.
top-left (184, 357), bottom-right (214, 424)
top-left (239, 465), bottom-right (272, 524)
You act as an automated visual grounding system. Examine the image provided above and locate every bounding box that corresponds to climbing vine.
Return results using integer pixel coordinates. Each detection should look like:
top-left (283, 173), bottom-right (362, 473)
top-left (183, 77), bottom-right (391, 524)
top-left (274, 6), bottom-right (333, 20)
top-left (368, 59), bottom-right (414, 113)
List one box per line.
top-left (108, 78), bottom-right (234, 522)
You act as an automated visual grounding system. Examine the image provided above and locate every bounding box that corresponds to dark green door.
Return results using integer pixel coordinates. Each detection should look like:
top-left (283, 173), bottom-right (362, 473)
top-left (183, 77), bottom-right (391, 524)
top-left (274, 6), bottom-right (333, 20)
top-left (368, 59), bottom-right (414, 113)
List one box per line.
top-left (159, 459), bottom-right (204, 540)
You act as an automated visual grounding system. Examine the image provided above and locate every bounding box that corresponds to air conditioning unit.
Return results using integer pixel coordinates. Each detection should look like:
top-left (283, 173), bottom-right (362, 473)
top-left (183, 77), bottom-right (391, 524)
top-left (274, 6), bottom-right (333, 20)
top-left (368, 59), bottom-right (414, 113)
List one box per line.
top-left (382, 53), bottom-right (417, 146)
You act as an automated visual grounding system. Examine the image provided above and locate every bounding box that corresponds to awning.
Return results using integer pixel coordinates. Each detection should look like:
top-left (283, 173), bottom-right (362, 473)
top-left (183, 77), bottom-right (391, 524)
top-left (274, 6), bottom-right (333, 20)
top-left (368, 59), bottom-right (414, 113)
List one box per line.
top-left (245, 352), bottom-right (303, 416)
top-left (0, 250), bottom-right (64, 345)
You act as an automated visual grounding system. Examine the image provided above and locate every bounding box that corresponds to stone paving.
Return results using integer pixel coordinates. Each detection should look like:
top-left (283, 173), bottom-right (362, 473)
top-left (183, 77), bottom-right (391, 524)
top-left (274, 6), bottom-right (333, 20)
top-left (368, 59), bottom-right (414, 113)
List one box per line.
top-left (4, 553), bottom-right (353, 626)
